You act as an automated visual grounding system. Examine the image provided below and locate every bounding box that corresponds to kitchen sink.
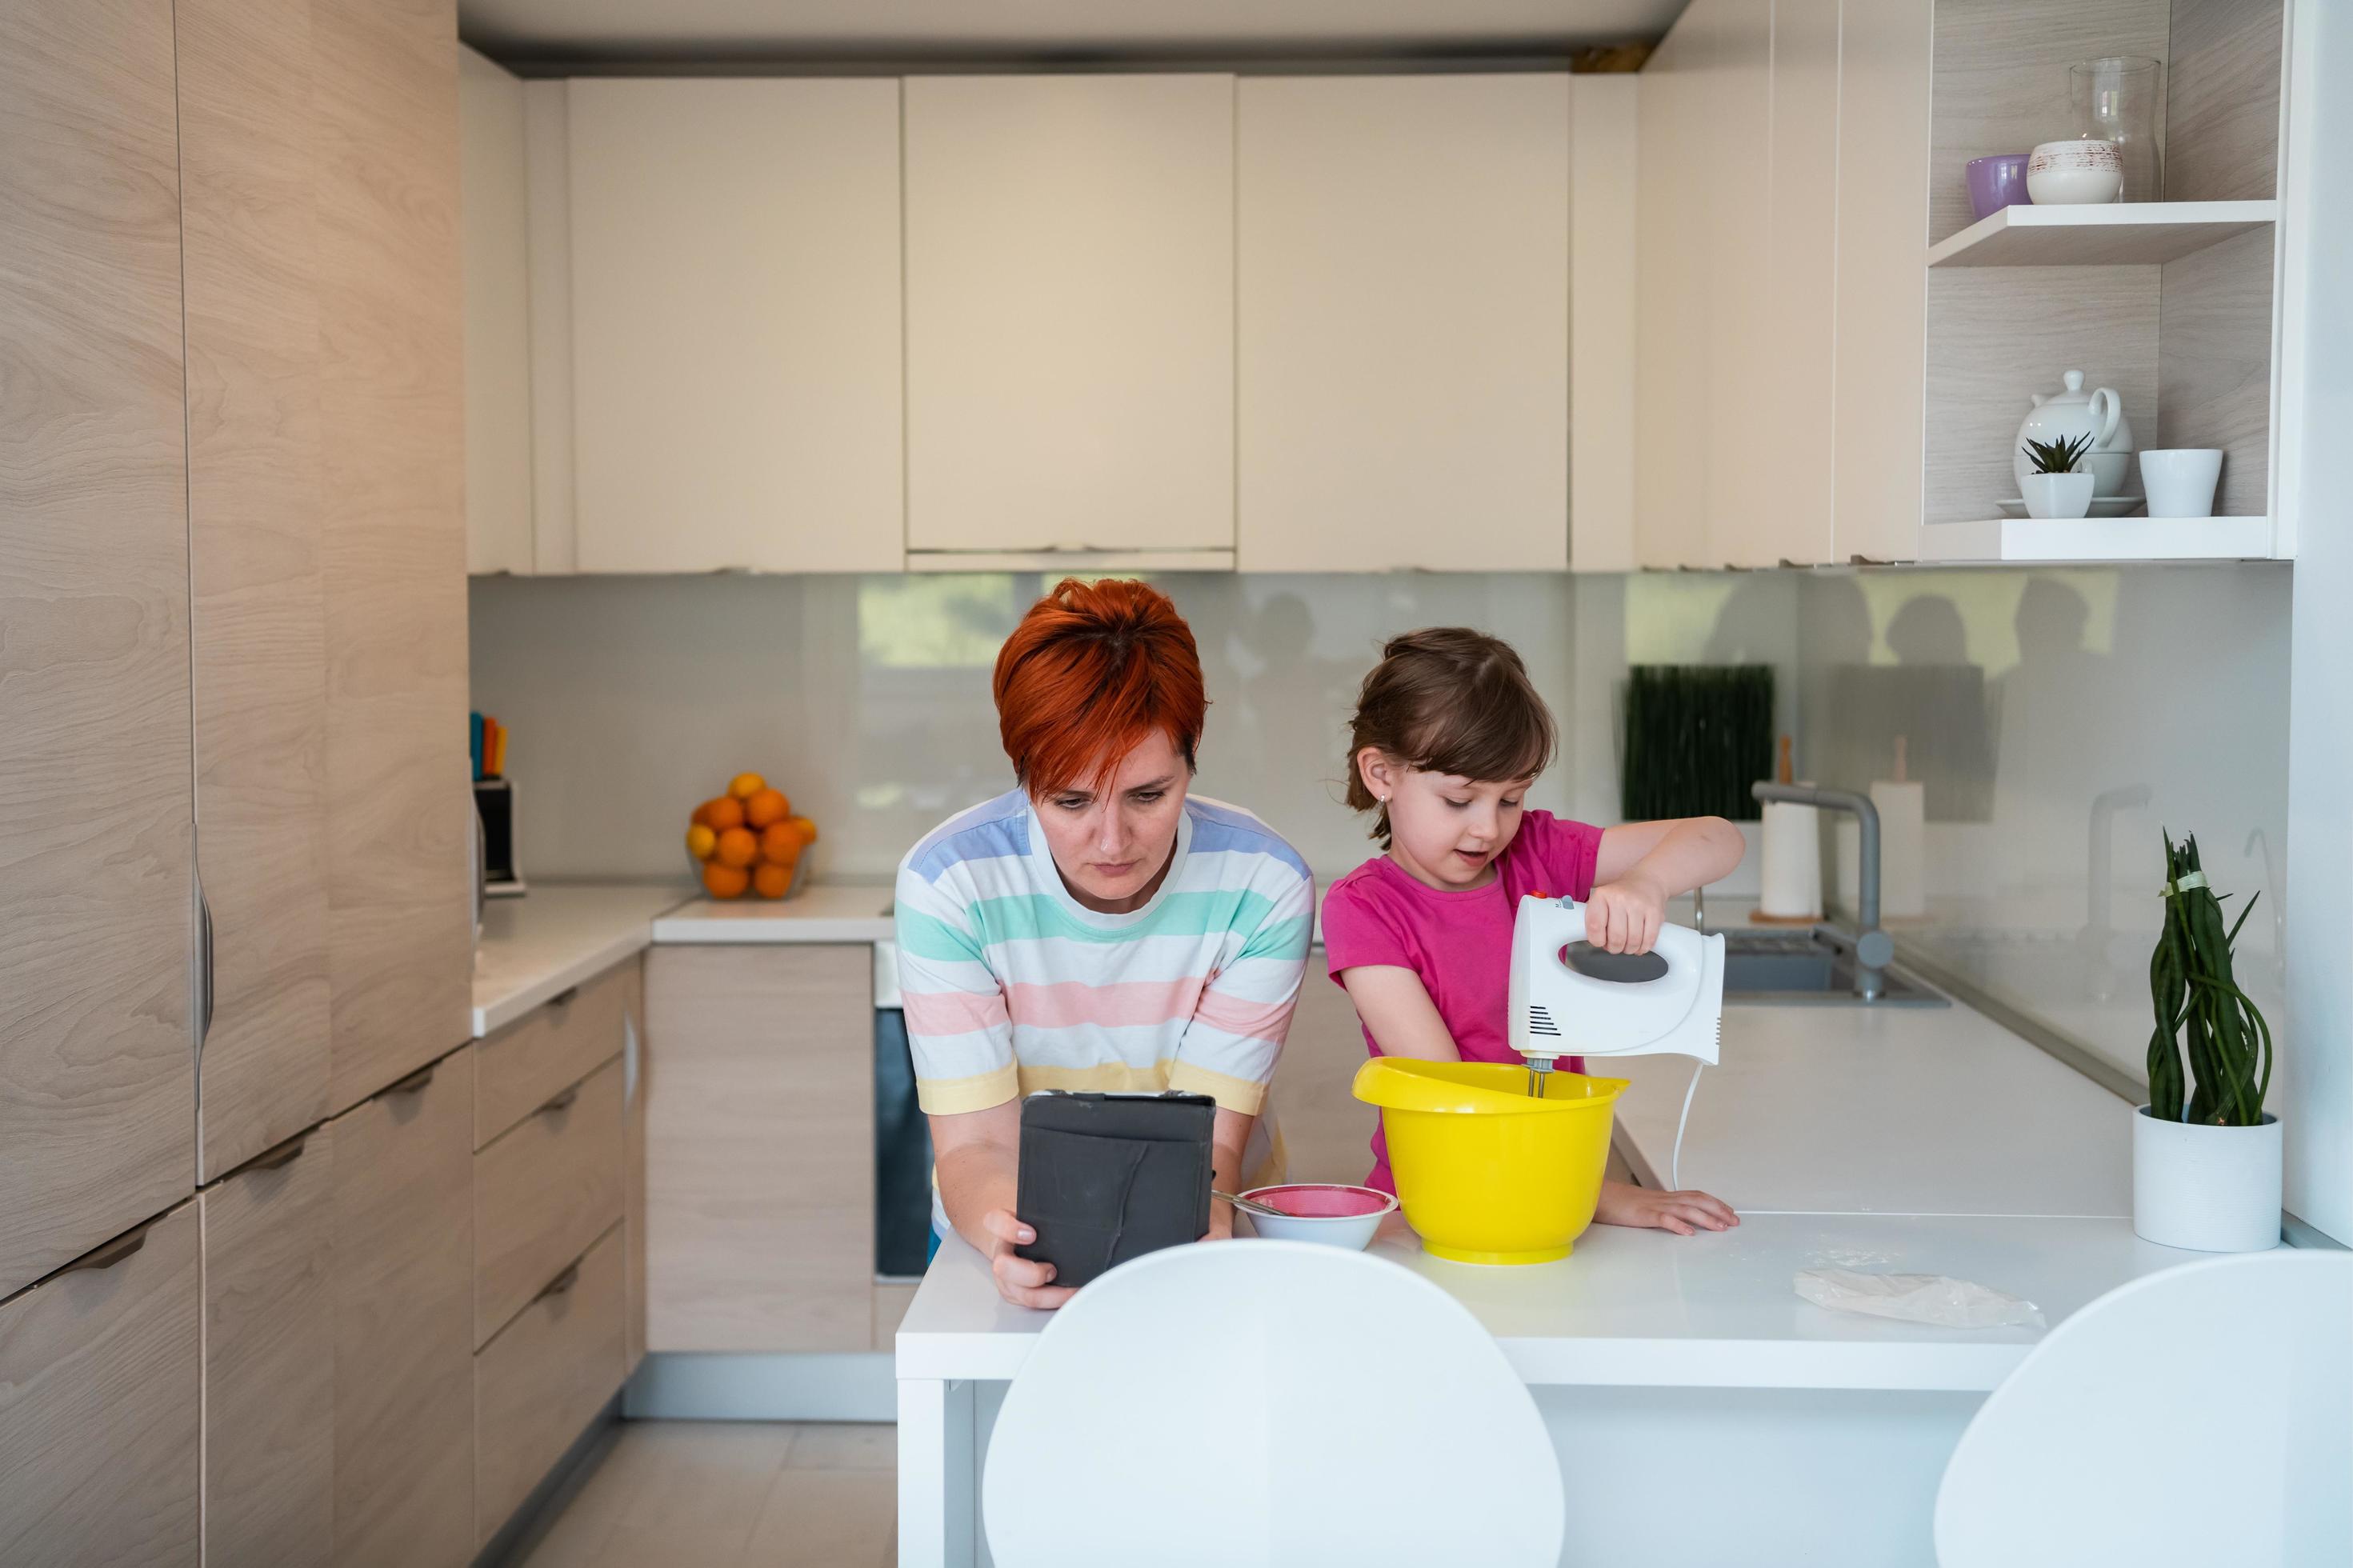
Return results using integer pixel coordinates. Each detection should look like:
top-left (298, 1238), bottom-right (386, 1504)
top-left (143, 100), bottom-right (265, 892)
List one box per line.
top-left (1719, 930), bottom-right (1947, 1006)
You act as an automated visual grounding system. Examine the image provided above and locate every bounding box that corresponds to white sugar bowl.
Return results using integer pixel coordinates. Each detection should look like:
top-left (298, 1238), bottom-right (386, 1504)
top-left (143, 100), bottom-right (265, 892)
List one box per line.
top-left (2013, 370), bottom-right (2135, 495)
top-left (2028, 138), bottom-right (2123, 205)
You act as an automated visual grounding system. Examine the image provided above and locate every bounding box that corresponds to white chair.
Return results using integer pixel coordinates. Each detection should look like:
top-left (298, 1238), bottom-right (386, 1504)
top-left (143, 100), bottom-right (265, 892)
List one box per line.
top-left (1935, 1250), bottom-right (2353, 1567)
top-left (982, 1239), bottom-right (1565, 1568)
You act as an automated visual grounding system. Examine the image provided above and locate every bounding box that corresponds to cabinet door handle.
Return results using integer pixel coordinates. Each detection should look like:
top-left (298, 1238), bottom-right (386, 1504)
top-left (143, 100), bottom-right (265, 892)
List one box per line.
top-left (384, 1062), bottom-right (438, 1098)
top-left (546, 986), bottom-right (580, 1010)
top-left (246, 1132), bottom-right (309, 1173)
top-left (538, 1085), bottom-right (581, 1118)
top-left (63, 1222), bottom-right (151, 1276)
top-left (194, 879), bottom-right (215, 1054)
top-left (534, 1262), bottom-right (581, 1302)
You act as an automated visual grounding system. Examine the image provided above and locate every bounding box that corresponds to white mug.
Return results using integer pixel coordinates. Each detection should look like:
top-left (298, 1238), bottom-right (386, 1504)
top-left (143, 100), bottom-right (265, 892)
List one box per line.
top-left (2139, 449), bottom-right (2223, 518)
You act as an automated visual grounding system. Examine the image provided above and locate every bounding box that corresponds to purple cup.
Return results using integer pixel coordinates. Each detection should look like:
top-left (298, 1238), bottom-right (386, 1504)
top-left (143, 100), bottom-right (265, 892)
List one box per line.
top-left (1967, 154), bottom-right (2033, 220)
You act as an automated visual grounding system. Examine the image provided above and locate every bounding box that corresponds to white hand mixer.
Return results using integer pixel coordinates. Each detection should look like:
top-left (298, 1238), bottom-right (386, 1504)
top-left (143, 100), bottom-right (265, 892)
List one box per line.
top-left (1507, 894), bottom-right (1725, 1186)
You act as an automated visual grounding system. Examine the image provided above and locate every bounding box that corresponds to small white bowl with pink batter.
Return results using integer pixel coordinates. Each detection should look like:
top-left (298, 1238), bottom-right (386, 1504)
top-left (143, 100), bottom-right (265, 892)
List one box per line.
top-left (1236, 1183), bottom-right (1398, 1250)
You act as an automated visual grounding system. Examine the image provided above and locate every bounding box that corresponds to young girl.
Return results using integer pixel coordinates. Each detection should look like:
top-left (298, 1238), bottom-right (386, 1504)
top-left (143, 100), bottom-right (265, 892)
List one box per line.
top-left (1323, 628), bottom-right (1745, 1236)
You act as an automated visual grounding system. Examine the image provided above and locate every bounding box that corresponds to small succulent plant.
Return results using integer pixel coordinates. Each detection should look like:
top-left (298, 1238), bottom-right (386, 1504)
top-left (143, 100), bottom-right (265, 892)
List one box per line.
top-left (2022, 434), bottom-right (2094, 475)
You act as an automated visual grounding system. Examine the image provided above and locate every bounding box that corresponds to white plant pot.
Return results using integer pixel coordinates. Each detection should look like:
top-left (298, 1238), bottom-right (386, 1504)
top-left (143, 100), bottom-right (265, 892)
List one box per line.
top-left (2132, 1107), bottom-right (2282, 1252)
top-left (2021, 471), bottom-right (2095, 519)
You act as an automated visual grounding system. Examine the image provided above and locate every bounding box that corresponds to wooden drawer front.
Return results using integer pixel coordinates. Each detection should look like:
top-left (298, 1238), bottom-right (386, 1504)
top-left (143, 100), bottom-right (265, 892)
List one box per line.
top-left (645, 945), bottom-right (873, 1352)
top-left (332, 1047), bottom-right (474, 1568)
top-left (476, 962), bottom-right (628, 1148)
top-left (201, 1124), bottom-right (334, 1567)
top-left (622, 958), bottom-right (647, 1376)
top-left (476, 1056), bottom-right (623, 1347)
top-left (0, 1204), bottom-right (202, 1566)
top-left (473, 1224), bottom-right (624, 1548)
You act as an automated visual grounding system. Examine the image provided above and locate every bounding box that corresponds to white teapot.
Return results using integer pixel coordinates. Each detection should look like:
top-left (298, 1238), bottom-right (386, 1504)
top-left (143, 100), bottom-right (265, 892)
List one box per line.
top-left (2013, 370), bottom-right (2135, 498)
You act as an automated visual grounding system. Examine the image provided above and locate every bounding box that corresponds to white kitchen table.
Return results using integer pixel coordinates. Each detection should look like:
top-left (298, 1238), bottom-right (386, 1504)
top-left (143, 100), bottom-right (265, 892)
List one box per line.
top-left (894, 1210), bottom-right (2195, 1567)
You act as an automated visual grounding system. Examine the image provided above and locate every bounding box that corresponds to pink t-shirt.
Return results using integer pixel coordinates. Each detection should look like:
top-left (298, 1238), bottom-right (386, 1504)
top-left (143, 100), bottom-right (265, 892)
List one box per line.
top-left (1321, 810), bottom-right (1606, 1191)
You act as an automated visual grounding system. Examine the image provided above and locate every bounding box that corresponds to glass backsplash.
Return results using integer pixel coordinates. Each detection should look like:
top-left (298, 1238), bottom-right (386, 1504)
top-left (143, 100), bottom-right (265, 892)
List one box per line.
top-left (470, 561), bottom-right (2291, 1090)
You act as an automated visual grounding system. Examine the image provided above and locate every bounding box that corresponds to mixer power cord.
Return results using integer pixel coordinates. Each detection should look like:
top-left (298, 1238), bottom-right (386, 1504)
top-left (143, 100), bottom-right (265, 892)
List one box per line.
top-left (1671, 1058), bottom-right (1704, 1192)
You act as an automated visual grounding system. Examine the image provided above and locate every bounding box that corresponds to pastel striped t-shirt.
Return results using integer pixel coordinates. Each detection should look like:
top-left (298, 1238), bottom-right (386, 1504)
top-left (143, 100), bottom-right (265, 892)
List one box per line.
top-left (893, 789), bottom-right (1315, 1127)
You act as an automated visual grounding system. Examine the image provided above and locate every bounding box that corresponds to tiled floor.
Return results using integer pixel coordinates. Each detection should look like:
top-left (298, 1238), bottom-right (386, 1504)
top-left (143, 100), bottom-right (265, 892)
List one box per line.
top-left (518, 1420), bottom-right (897, 1567)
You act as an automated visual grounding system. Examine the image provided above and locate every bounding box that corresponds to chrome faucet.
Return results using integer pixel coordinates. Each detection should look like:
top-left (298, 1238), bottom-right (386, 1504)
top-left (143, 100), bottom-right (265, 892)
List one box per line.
top-left (1751, 782), bottom-right (1896, 1001)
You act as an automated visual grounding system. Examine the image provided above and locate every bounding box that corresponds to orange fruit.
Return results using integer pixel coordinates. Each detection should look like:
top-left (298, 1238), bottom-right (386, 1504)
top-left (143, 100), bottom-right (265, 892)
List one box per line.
top-left (784, 815), bottom-right (818, 847)
top-left (686, 823), bottom-right (717, 861)
top-left (751, 862), bottom-right (793, 899)
top-left (744, 787), bottom-right (790, 829)
top-left (698, 795), bottom-right (744, 832)
top-left (759, 822), bottom-right (803, 863)
top-left (702, 861), bottom-right (750, 900)
top-left (729, 772), bottom-right (766, 801)
top-left (714, 826), bottom-right (759, 869)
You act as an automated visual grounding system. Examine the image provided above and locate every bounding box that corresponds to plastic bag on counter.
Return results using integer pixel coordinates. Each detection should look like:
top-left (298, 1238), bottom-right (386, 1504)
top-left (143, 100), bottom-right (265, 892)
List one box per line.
top-left (1794, 1268), bottom-right (2046, 1330)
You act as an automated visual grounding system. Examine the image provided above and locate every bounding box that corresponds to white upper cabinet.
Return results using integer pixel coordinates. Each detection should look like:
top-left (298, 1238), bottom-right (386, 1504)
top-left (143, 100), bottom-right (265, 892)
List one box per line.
top-left (1237, 74), bottom-right (1571, 573)
top-left (460, 47), bottom-right (534, 577)
top-left (903, 74), bottom-right (1236, 561)
top-left (566, 78), bottom-right (904, 573)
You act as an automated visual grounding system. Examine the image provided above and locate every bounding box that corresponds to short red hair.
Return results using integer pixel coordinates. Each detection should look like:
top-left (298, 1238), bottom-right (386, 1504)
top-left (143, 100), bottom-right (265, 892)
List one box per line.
top-left (994, 578), bottom-right (1207, 796)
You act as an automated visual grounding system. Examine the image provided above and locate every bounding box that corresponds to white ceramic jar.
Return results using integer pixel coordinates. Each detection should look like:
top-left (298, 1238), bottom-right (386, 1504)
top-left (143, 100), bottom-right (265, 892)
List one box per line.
top-left (2027, 138), bottom-right (2124, 204)
top-left (2013, 370), bottom-right (2135, 494)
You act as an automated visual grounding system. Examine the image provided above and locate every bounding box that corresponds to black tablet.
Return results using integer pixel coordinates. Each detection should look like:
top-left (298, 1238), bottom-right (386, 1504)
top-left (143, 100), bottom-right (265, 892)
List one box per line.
top-left (1014, 1090), bottom-right (1216, 1289)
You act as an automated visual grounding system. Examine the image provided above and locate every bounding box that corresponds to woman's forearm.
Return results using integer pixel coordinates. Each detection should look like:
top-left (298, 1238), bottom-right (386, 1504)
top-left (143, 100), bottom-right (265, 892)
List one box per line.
top-left (930, 1106), bottom-right (1022, 1252)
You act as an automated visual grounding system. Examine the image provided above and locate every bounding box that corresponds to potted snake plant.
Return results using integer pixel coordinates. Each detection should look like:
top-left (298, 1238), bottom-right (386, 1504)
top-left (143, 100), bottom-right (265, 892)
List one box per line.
top-left (2134, 832), bottom-right (2280, 1251)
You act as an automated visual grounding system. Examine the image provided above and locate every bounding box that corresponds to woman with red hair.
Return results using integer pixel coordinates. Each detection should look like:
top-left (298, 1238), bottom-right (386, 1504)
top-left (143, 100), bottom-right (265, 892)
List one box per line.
top-left (894, 578), bottom-right (1315, 1309)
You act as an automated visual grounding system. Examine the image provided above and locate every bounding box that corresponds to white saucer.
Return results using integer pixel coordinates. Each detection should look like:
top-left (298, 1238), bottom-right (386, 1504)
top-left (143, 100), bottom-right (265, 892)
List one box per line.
top-left (1995, 495), bottom-right (2146, 519)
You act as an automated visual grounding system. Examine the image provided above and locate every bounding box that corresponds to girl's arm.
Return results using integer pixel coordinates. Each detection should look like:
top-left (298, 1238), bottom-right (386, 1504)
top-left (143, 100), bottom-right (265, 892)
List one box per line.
top-left (1586, 816), bottom-right (1747, 953)
top-left (1335, 964), bottom-right (1465, 1062)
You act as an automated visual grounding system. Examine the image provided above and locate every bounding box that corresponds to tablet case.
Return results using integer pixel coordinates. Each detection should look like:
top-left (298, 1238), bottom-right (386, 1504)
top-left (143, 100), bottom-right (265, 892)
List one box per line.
top-left (1015, 1091), bottom-right (1215, 1288)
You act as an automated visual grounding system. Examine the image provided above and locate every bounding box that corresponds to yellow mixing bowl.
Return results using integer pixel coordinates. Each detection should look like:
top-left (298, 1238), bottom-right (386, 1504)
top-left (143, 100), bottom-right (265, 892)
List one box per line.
top-left (1352, 1058), bottom-right (1627, 1265)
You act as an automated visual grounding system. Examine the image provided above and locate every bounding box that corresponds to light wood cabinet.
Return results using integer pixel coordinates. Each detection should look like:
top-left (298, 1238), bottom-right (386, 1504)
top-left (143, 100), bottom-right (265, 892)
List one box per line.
top-left (176, 0), bottom-right (336, 1184)
top-left (474, 1056), bottom-right (625, 1347)
top-left (566, 78), bottom-right (905, 574)
top-left (315, 0), bottom-right (473, 1114)
top-left (0, 0), bottom-right (198, 1299)
top-left (474, 1224), bottom-right (625, 1550)
top-left (1235, 75), bottom-right (1571, 574)
top-left (622, 958), bottom-right (649, 1375)
top-left (644, 945), bottom-right (874, 1352)
top-left (1569, 76), bottom-right (1643, 574)
top-left (332, 1046), bottom-right (475, 1568)
top-left (475, 962), bottom-right (629, 1148)
top-left (0, 1205), bottom-right (202, 1566)
top-left (904, 74), bottom-right (1236, 561)
top-left (200, 1125), bottom-right (335, 1567)
top-left (461, 45), bottom-right (536, 577)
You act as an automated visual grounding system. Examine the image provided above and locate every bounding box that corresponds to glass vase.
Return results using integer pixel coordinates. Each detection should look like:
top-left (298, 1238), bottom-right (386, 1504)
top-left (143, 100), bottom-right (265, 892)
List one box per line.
top-left (2070, 56), bottom-right (2163, 202)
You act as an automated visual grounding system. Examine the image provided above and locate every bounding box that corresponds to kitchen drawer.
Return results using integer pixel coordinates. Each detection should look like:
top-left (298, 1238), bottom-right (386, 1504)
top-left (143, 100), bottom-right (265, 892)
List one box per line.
top-left (474, 1223), bottom-right (624, 1549)
top-left (476, 1055), bottom-right (623, 1347)
top-left (0, 1204), bottom-right (202, 1566)
top-left (202, 1123), bottom-right (335, 1566)
top-left (333, 1047), bottom-right (474, 1568)
top-left (477, 962), bottom-right (628, 1148)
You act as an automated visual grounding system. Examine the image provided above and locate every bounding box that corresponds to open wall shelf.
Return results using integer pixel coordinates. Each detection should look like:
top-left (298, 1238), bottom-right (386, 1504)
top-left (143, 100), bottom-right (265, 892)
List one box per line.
top-left (1919, 514), bottom-right (2277, 564)
top-left (1926, 200), bottom-right (2278, 268)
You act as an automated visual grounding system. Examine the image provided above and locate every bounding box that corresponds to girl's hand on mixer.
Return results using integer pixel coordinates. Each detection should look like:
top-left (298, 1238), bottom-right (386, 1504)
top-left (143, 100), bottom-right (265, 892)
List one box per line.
top-left (1584, 875), bottom-right (1667, 954)
top-left (1594, 1178), bottom-right (1739, 1236)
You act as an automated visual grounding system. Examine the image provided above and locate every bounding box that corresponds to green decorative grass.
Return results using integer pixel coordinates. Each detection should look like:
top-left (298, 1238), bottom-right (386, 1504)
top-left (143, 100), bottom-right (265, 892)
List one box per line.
top-left (2147, 831), bottom-right (2273, 1126)
top-left (1620, 665), bottom-right (1775, 822)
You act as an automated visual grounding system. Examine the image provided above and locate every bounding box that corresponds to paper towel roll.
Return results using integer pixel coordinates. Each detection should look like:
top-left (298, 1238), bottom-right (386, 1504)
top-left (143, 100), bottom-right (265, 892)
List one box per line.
top-left (1871, 779), bottom-right (1926, 918)
top-left (1758, 801), bottom-right (1823, 919)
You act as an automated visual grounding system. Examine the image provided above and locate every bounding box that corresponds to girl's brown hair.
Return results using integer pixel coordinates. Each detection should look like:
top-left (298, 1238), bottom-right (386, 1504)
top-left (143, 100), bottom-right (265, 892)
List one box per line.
top-left (1343, 628), bottom-right (1557, 847)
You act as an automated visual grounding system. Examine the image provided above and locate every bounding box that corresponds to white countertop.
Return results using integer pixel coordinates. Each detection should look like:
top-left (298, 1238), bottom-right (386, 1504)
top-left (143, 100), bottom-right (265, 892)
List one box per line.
top-left (471, 882), bottom-right (691, 1036)
top-left (1610, 992), bottom-right (2135, 1218)
top-left (896, 1211), bottom-right (2191, 1391)
top-left (649, 882), bottom-right (896, 944)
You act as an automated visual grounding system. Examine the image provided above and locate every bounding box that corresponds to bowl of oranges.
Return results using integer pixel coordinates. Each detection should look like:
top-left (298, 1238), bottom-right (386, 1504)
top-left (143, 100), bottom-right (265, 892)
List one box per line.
top-left (686, 772), bottom-right (818, 901)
